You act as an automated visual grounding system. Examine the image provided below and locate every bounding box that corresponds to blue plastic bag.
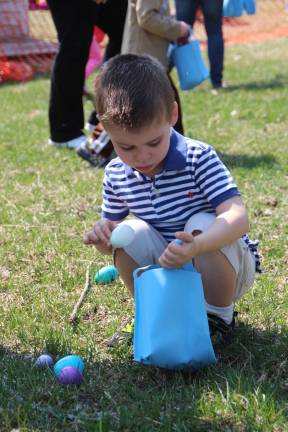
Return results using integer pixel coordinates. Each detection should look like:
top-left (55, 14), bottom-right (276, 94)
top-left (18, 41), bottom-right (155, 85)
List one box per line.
top-left (171, 40), bottom-right (209, 90)
top-left (133, 262), bottom-right (216, 370)
top-left (243, 0), bottom-right (256, 15)
top-left (223, 0), bottom-right (244, 17)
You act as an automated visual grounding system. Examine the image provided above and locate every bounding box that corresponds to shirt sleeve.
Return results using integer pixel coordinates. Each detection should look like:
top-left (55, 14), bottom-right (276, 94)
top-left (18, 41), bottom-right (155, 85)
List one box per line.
top-left (101, 171), bottom-right (130, 221)
top-left (194, 145), bottom-right (240, 208)
top-left (135, 0), bottom-right (181, 41)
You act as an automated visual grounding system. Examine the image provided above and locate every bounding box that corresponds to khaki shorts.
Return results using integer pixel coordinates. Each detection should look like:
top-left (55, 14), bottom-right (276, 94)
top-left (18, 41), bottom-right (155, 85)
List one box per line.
top-left (121, 213), bottom-right (256, 301)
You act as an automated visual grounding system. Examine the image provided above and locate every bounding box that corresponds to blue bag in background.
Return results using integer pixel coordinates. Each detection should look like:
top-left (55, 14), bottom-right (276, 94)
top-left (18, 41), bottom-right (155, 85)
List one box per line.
top-left (171, 39), bottom-right (209, 90)
top-left (243, 0), bottom-right (256, 15)
top-left (133, 263), bottom-right (216, 370)
top-left (223, 0), bottom-right (244, 17)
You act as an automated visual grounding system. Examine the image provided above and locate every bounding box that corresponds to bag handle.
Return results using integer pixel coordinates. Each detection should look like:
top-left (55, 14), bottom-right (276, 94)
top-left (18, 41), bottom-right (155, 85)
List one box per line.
top-left (133, 240), bottom-right (196, 279)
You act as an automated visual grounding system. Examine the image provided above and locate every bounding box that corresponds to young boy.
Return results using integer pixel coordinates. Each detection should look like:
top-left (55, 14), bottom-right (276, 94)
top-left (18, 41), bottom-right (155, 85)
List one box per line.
top-left (84, 54), bottom-right (261, 347)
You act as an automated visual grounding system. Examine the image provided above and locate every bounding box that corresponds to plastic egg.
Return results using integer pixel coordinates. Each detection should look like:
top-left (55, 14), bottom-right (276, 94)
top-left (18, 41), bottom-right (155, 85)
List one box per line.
top-left (53, 355), bottom-right (85, 377)
top-left (35, 354), bottom-right (54, 367)
top-left (57, 366), bottom-right (83, 385)
top-left (110, 223), bottom-right (135, 248)
top-left (94, 265), bottom-right (119, 284)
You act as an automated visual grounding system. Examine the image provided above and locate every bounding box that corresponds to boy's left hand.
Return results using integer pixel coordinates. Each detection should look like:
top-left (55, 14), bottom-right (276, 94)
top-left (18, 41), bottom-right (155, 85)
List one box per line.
top-left (159, 232), bottom-right (199, 268)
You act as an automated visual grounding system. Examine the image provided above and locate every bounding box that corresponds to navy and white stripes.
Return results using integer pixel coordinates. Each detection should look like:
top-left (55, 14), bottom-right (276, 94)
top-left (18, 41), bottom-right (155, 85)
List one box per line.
top-left (101, 129), bottom-right (261, 272)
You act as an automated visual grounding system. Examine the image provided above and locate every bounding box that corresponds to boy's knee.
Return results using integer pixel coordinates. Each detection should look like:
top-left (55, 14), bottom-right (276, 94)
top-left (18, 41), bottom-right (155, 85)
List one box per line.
top-left (184, 212), bottom-right (215, 235)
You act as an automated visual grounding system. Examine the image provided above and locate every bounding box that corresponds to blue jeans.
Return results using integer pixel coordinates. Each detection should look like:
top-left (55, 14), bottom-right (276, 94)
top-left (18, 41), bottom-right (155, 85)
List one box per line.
top-left (175, 0), bottom-right (224, 87)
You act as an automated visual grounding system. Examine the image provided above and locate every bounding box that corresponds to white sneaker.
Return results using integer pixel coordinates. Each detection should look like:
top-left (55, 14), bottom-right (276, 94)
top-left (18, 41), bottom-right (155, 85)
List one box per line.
top-left (48, 134), bottom-right (87, 150)
top-left (84, 122), bottom-right (97, 133)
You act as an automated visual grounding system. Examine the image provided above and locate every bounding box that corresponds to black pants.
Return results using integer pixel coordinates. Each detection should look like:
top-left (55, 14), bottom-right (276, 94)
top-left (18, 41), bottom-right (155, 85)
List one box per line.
top-left (47, 0), bottom-right (127, 142)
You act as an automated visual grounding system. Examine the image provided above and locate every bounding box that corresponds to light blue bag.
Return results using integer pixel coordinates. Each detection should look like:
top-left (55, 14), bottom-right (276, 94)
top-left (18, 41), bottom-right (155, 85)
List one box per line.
top-left (243, 0), bottom-right (256, 15)
top-left (133, 262), bottom-right (216, 370)
top-left (223, 0), bottom-right (244, 17)
top-left (171, 40), bottom-right (209, 90)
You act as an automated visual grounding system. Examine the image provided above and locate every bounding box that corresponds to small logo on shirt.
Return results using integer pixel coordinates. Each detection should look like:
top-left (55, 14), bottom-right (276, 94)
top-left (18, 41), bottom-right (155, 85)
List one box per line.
top-left (188, 192), bottom-right (193, 198)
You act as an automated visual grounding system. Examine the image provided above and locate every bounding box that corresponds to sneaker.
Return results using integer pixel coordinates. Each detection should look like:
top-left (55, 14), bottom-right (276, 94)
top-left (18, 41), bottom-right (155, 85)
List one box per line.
top-left (106, 318), bottom-right (134, 348)
top-left (207, 312), bottom-right (237, 346)
top-left (85, 122), bottom-right (97, 133)
top-left (77, 129), bottom-right (112, 167)
top-left (76, 144), bottom-right (100, 166)
top-left (48, 134), bottom-right (87, 150)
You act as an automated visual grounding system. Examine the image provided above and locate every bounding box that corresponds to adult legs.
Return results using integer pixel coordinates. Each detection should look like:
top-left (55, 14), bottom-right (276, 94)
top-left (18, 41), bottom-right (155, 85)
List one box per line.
top-left (175, 0), bottom-right (224, 88)
top-left (94, 0), bottom-right (128, 62)
top-left (175, 0), bottom-right (198, 27)
top-left (201, 0), bottom-right (224, 87)
top-left (87, 0), bottom-right (128, 128)
top-left (47, 0), bottom-right (95, 143)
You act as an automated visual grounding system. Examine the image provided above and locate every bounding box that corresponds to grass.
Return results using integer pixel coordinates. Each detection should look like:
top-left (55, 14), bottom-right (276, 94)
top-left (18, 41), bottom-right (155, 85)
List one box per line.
top-left (0, 38), bottom-right (288, 431)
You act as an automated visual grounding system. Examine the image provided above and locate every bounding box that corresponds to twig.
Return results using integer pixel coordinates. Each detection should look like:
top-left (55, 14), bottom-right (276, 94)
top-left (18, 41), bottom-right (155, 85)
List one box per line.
top-left (69, 264), bottom-right (91, 324)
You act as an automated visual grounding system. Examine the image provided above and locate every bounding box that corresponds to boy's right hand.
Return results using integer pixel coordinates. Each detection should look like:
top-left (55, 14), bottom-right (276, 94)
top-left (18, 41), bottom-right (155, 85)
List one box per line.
top-left (83, 219), bottom-right (117, 247)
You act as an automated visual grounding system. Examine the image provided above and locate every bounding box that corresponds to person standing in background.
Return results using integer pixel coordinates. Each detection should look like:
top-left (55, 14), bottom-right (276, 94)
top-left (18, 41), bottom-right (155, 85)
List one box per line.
top-left (47, 0), bottom-right (127, 149)
top-left (121, 0), bottom-right (191, 134)
top-left (175, 0), bottom-right (224, 89)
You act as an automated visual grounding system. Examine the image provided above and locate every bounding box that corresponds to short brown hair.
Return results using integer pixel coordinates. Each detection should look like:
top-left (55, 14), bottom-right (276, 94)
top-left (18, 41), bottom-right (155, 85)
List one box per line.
top-left (95, 54), bottom-right (175, 130)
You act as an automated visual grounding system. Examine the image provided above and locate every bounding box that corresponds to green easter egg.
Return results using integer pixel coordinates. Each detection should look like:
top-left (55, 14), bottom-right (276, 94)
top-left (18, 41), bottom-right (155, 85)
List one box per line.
top-left (95, 265), bottom-right (119, 284)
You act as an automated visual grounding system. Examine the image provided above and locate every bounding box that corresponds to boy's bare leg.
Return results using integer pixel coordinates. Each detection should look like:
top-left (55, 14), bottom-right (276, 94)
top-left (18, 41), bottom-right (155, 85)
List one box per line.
top-left (194, 251), bottom-right (236, 307)
top-left (114, 249), bottom-right (138, 297)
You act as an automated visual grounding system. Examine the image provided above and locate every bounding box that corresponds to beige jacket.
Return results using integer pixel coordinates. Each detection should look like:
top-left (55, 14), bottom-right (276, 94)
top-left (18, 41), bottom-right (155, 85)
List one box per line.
top-left (121, 0), bottom-right (182, 68)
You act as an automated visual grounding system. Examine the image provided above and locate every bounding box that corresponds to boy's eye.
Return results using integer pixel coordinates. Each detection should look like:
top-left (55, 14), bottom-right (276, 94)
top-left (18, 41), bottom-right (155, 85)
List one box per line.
top-left (148, 140), bottom-right (161, 147)
top-left (120, 146), bottom-right (134, 151)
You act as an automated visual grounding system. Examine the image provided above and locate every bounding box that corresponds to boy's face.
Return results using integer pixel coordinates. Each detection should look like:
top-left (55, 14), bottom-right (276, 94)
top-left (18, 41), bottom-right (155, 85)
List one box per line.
top-left (104, 102), bottom-right (178, 177)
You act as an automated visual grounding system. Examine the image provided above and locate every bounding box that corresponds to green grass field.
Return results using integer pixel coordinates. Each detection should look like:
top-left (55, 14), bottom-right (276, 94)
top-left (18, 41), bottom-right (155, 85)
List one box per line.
top-left (0, 38), bottom-right (287, 431)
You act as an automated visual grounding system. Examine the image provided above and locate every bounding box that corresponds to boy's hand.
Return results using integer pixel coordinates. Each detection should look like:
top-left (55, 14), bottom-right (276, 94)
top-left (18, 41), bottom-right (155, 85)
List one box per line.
top-left (159, 232), bottom-right (200, 268)
top-left (83, 219), bottom-right (117, 247)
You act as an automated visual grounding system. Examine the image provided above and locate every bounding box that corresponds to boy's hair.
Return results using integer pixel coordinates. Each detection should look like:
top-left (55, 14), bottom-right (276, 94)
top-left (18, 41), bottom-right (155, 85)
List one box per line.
top-left (95, 54), bottom-right (175, 130)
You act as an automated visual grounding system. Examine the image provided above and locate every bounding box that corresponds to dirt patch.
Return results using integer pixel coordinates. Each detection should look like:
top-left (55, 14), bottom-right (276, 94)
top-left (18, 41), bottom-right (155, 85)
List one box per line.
top-left (194, 2), bottom-right (288, 45)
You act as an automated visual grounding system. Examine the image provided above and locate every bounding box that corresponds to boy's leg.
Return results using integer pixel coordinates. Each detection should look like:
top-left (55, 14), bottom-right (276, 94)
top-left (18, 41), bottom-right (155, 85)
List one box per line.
top-left (114, 249), bottom-right (138, 297)
top-left (185, 212), bottom-right (256, 330)
top-left (114, 219), bottom-right (167, 295)
top-left (194, 250), bottom-right (236, 307)
top-left (107, 219), bottom-right (167, 347)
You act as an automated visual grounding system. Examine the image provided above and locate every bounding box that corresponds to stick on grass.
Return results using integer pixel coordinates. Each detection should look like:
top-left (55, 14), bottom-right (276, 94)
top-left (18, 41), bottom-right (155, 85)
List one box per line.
top-left (69, 264), bottom-right (91, 323)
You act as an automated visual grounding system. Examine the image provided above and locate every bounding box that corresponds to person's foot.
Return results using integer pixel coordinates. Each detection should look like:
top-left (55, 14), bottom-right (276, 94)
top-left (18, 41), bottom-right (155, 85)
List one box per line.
top-left (207, 312), bottom-right (237, 346)
top-left (85, 122), bottom-right (97, 133)
top-left (211, 81), bottom-right (228, 95)
top-left (76, 142), bottom-right (110, 168)
top-left (48, 134), bottom-right (87, 150)
top-left (77, 130), bottom-right (112, 167)
top-left (106, 319), bottom-right (134, 348)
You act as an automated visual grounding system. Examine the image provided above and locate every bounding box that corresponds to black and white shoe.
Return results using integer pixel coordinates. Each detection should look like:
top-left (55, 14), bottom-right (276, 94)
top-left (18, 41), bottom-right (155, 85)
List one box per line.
top-left (207, 312), bottom-right (237, 346)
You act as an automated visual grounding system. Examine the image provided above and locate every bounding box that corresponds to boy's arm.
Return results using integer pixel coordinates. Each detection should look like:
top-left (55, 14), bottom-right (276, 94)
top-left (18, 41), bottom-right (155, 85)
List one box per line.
top-left (159, 196), bottom-right (249, 268)
top-left (135, 0), bottom-right (184, 41)
top-left (187, 196), bottom-right (249, 256)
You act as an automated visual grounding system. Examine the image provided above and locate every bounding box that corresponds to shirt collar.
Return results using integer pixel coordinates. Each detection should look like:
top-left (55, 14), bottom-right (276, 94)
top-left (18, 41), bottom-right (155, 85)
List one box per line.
top-left (124, 128), bottom-right (187, 177)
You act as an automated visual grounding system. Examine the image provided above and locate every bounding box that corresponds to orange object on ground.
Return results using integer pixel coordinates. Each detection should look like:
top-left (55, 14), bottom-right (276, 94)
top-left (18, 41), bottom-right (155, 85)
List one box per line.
top-left (0, 60), bottom-right (34, 83)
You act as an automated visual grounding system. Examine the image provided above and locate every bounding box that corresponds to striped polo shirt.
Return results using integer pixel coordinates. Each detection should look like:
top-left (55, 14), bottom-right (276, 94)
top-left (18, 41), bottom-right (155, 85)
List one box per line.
top-left (102, 129), bottom-right (261, 272)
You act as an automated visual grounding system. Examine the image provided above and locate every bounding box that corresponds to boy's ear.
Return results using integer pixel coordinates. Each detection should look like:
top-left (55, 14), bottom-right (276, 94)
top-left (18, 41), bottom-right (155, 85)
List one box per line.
top-left (170, 101), bottom-right (179, 127)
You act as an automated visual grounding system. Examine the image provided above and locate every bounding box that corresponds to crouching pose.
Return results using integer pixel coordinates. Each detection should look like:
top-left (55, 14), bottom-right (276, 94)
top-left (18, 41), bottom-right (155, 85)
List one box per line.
top-left (84, 54), bottom-right (261, 347)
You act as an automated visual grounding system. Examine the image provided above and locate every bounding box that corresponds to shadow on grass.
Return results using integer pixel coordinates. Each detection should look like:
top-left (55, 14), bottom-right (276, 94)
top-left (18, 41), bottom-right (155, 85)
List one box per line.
top-left (217, 151), bottom-right (277, 169)
top-left (225, 74), bottom-right (288, 92)
top-left (1, 322), bottom-right (287, 431)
